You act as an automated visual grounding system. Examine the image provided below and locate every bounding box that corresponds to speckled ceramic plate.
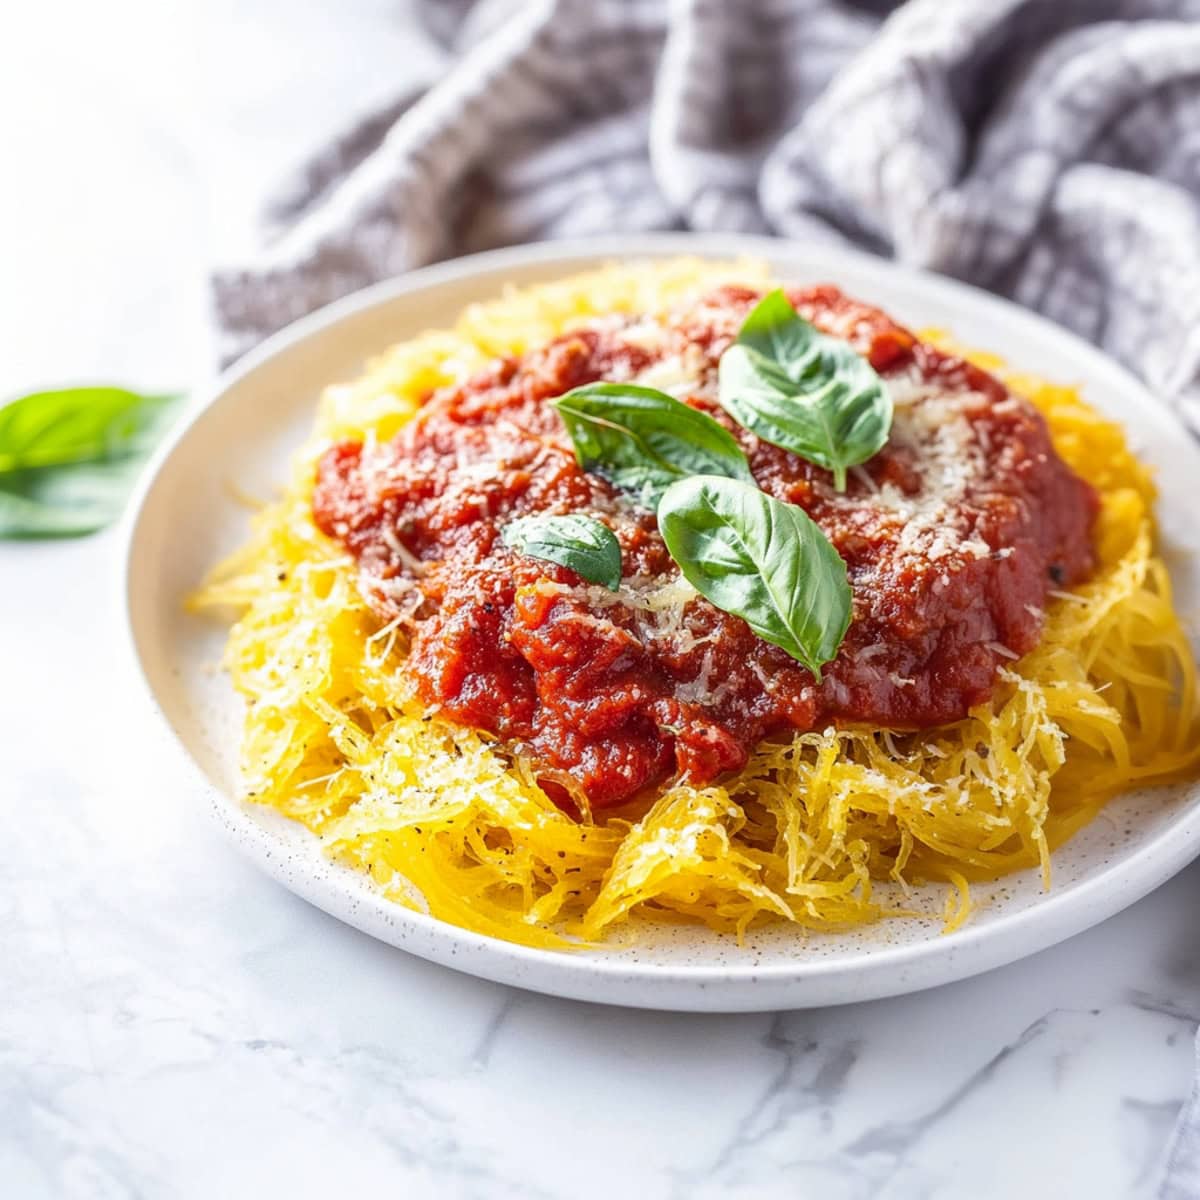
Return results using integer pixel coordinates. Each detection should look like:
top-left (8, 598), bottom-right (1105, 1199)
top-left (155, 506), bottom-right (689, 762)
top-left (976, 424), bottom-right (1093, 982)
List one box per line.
top-left (121, 234), bottom-right (1200, 1012)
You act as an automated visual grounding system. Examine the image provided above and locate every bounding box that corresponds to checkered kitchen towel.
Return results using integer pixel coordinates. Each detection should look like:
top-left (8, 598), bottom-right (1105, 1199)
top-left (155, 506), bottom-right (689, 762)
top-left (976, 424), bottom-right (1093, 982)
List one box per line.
top-left (213, 1), bottom-right (1200, 1190)
top-left (214, 0), bottom-right (1200, 441)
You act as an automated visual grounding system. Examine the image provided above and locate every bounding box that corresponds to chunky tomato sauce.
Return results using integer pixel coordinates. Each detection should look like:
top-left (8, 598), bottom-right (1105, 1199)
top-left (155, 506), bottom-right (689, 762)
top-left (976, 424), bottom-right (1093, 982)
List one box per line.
top-left (313, 286), bottom-right (1098, 809)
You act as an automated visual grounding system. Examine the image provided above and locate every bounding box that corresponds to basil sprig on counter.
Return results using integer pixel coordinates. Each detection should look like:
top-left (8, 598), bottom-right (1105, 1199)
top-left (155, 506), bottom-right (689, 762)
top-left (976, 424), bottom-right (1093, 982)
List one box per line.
top-left (554, 383), bottom-right (753, 508)
top-left (0, 386), bottom-right (184, 538)
top-left (502, 513), bottom-right (623, 592)
top-left (658, 476), bottom-right (851, 679)
top-left (718, 289), bottom-right (892, 491)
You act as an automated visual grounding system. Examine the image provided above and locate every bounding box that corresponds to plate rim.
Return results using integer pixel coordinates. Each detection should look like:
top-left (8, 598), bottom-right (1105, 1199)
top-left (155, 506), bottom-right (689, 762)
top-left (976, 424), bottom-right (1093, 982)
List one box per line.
top-left (118, 232), bottom-right (1200, 1011)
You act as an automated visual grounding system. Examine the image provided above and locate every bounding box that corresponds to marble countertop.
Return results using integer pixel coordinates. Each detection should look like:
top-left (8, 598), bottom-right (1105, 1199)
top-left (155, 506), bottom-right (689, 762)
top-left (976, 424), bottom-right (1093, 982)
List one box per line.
top-left (4, 3), bottom-right (1199, 1196)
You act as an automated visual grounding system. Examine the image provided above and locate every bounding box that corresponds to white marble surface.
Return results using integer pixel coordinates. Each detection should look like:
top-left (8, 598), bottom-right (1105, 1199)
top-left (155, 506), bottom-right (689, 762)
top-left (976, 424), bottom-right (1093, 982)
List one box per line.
top-left (3, 3), bottom-right (1199, 1197)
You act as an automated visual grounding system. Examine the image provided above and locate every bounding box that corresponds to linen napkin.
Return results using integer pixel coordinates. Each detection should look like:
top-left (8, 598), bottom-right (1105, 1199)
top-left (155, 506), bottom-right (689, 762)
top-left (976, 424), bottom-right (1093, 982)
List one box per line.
top-left (212, 2), bottom-right (1200, 1191)
top-left (214, 0), bottom-right (1200, 440)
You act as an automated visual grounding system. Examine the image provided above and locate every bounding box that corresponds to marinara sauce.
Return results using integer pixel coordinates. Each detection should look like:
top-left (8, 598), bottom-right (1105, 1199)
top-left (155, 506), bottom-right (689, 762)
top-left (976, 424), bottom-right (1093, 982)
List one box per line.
top-left (313, 286), bottom-right (1098, 809)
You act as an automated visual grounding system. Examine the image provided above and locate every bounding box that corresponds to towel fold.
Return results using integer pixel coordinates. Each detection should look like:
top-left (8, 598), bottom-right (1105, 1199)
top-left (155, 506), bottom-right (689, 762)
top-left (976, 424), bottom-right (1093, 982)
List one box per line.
top-left (214, 0), bottom-right (1200, 443)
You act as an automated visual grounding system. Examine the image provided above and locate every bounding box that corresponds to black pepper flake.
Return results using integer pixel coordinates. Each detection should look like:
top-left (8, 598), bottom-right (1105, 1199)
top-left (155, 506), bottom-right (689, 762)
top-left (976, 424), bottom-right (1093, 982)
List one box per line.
top-left (1048, 563), bottom-right (1065, 585)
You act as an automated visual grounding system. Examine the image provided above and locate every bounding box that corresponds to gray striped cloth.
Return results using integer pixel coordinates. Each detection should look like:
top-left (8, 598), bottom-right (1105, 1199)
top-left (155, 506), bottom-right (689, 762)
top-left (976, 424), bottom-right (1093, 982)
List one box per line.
top-left (213, 1), bottom-right (1200, 1190)
top-left (215, 0), bottom-right (1200, 445)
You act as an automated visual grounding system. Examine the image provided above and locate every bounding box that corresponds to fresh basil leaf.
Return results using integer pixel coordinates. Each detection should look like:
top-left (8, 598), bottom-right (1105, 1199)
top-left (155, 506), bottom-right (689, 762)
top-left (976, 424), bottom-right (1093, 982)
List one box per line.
top-left (717, 289), bottom-right (892, 491)
top-left (0, 386), bottom-right (184, 539)
top-left (554, 383), bottom-right (753, 509)
top-left (657, 475), bottom-right (851, 679)
top-left (502, 513), bottom-right (623, 591)
top-left (0, 459), bottom-right (150, 537)
top-left (0, 387), bottom-right (180, 472)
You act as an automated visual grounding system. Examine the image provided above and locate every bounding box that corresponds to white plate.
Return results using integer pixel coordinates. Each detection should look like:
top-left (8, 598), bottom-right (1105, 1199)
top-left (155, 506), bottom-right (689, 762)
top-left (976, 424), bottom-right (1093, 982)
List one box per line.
top-left (121, 234), bottom-right (1200, 1012)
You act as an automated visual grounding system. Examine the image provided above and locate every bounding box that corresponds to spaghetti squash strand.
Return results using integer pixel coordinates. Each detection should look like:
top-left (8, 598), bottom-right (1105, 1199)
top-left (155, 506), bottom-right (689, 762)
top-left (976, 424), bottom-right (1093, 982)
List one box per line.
top-left (192, 263), bottom-right (1200, 947)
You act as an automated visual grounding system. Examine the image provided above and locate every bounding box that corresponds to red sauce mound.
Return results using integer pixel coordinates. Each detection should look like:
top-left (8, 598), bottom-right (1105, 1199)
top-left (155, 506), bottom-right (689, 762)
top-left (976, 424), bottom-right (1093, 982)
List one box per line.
top-left (313, 286), bottom-right (1098, 810)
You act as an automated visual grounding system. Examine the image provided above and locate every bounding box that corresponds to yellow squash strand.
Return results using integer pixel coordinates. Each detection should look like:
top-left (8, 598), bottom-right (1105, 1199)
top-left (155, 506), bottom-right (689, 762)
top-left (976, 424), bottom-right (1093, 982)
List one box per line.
top-left (193, 262), bottom-right (1200, 948)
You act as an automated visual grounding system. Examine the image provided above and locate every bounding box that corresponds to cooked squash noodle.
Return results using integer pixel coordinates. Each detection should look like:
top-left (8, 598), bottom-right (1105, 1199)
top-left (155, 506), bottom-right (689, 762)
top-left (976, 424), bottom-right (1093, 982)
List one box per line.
top-left (193, 261), bottom-right (1200, 948)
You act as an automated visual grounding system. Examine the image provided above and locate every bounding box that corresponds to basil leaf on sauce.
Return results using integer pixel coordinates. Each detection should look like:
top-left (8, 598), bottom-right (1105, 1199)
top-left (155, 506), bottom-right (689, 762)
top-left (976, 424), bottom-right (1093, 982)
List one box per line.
top-left (717, 289), bottom-right (892, 492)
top-left (502, 513), bottom-right (623, 592)
top-left (0, 386), bottom-right (183, 538)
top-left (554, 383), bottom-right (754, 509)
top-left (657, 475), bottom-right (852, 679)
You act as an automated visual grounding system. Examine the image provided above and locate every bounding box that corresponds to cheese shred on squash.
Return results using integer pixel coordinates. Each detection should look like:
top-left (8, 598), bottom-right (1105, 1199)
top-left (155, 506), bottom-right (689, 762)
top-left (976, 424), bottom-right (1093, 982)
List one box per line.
top-left (193, 260), bottom-right (1200, 948)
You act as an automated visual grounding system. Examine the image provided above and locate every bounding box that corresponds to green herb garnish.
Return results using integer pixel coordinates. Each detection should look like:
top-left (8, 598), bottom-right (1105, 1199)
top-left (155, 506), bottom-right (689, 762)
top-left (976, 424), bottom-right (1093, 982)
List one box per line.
top-left (657, 475), bottom-right (851, 678)
top-left (717, 289), bottom-right (892, 490)
top-left (554, 382), bottom-right (753, 509)
top-left (0, 386), bottom-right (183, 538)
top-left (502, 513), bottom-right (623, 591)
